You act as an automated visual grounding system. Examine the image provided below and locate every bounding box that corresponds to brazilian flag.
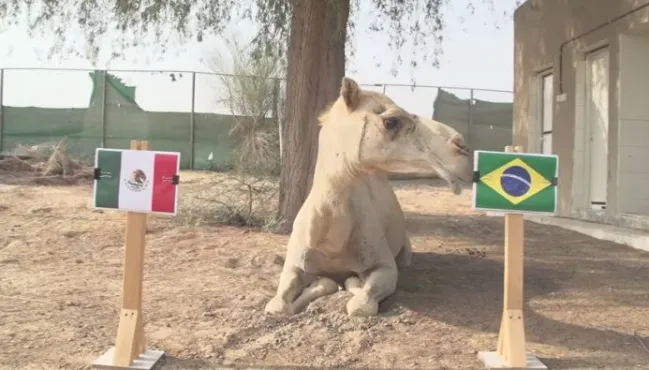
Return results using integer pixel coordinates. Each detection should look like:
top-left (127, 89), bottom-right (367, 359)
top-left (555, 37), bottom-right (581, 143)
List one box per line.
top-left (472, 150), bottom-right (559, 214)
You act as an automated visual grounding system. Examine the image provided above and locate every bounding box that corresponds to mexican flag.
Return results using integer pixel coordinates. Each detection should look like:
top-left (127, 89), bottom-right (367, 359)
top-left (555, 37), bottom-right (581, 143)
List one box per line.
top-left (93, 149), bottom-right (180, 215)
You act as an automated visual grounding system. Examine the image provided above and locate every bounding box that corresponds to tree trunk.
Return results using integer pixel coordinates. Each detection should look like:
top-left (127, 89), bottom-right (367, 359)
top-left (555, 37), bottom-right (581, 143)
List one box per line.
top-left (276, 0), bottom-right (350, 234)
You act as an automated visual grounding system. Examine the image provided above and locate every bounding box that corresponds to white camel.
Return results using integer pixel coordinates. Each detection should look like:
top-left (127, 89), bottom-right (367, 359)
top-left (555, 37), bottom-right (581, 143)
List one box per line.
top-left (265, 77), bottom-right (472, 317)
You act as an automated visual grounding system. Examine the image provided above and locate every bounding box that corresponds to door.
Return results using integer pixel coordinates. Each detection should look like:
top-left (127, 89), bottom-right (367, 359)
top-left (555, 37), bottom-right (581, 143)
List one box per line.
top-left (586, 48), bottom-right (609, 210)
top-left (540, 73), bottom-right (553, 154)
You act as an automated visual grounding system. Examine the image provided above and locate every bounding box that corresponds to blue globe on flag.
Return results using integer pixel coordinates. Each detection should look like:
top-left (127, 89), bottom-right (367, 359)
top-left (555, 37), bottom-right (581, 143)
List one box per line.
top-left (500, 165), bottom-right (531, 197)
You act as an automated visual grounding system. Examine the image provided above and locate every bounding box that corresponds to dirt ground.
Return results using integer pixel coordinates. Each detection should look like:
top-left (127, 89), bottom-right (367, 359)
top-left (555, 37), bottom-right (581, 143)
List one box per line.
top-left (1, 170), bottom-right (649, 370)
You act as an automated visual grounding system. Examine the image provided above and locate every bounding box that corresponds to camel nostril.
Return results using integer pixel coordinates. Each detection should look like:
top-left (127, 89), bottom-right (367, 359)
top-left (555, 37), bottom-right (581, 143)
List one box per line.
top-left (449, 135), bottom-right (470, 155)
top-left (452, 142), bottom-right (470, 156)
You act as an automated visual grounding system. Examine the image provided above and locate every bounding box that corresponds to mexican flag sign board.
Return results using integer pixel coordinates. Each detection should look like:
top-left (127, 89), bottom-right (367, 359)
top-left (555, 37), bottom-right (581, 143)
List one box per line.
top-left (93, 148), bottom-right (181, 215)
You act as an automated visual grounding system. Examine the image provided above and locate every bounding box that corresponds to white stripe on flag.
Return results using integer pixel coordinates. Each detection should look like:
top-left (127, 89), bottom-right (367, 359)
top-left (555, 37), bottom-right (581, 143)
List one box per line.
top-left (118, 149), bottom-right (156, 213)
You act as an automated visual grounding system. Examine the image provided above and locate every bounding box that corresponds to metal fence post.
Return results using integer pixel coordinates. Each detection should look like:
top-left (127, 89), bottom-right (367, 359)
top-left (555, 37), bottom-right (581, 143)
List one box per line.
top-left (430, 87), bottom-right (437, 120)
top-left (468, 88), bottom-right (474, 149)
top-left (272, 78), bottom-right (282, 162)
top-left (100, 70), bottom-right (107, 148)
top-left (190, 72), bottom-right (196, 169)
top-left (0, 69), bottom-right (4, 153)
top-left (271, 78), bottom-right (279, 121)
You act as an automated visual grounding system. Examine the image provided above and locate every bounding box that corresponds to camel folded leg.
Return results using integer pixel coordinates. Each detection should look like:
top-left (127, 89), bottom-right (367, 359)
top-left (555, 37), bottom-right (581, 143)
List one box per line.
top-left (344, 264), bottom-right (398, 316)
top-left (291, 277), bottom-right (340, 313)
top-left (265, 266), bottom-right (314, 315)
top-left (395, 236), bottom-right (413, 268)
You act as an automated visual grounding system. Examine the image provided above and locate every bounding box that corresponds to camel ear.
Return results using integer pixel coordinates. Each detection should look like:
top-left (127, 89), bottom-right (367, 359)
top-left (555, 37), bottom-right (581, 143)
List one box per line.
top-left (340, 77), bottom-right (360, 110)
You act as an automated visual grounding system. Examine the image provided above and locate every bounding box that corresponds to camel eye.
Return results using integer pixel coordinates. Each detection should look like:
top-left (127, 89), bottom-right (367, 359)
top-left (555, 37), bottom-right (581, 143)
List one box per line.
top-left (383, 117), bottom-right (400, 131)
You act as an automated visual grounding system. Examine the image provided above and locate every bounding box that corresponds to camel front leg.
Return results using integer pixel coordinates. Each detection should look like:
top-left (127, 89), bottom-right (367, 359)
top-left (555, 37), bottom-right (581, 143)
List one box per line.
top-left (345, 264), bottom-right (398, 317)
top-left (395, 237), bottom-right (413, 268)
top-left (291, 277), bottom-right (340, 313)
top-left (265, 265), bottom-right (314, 315)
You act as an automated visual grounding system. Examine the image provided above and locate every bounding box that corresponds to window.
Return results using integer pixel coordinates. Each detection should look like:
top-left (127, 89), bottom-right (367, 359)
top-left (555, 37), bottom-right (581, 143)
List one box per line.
top-left (540, 72), bottom-right (553, 154)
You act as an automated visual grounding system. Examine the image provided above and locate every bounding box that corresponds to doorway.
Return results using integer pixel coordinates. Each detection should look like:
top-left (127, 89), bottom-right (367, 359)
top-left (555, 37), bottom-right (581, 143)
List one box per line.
top-left (540, 73), bottom-right (553, 154)
top-left (585, 48), bottom-right (609, 210)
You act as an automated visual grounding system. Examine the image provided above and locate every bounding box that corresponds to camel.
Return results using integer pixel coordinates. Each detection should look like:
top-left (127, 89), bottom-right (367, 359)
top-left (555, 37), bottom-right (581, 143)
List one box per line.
top-left (265, 77), bottom-right (472, 317)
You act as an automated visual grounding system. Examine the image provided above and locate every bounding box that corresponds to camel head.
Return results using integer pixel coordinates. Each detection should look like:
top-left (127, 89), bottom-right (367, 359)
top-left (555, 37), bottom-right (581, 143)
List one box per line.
top-left (317, 77), bottom-right (472, 194)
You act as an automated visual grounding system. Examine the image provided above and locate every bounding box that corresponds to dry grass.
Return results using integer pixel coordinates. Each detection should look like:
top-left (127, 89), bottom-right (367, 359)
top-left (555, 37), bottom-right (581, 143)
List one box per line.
top-left (177, 171), bottom-right (280, 229)
top-left (0, 140), bottom-right (94, 186)
top-left (207, 32), bottom-right (283, 178)
top-left (1, 173), bottom-right (649, 370)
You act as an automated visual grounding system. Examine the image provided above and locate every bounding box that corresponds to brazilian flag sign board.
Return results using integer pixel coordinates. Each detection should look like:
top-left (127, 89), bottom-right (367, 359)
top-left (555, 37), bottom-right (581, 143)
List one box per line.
top-left (472, 150), bottom-right (559, 214)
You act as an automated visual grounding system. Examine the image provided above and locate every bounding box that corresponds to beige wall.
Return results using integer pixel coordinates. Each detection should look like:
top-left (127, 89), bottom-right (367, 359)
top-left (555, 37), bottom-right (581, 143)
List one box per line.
top-left (514, 0), bottom-right (649, 225)
top-left (618, 34), bottom-right (649, 214)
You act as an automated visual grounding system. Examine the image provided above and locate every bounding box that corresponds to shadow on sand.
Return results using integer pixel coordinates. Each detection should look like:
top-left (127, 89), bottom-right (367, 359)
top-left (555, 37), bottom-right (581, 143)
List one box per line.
top-left (156, 206), bottom-right (649, 370)
top-left (157, 357), bottom-right (421, 370)
top-left (379, 210), bottom-right (649, 369)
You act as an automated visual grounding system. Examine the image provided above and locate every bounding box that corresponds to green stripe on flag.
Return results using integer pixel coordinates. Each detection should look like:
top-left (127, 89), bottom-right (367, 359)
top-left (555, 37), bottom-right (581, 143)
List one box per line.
top-left (95, 150), bottom-right (122, 209)
top-left (477, 152), bottom-right (556, 181)
top-left (476, 152), bottom-right (517, 175)
top-left (474, 182), bottom-right (556, 213)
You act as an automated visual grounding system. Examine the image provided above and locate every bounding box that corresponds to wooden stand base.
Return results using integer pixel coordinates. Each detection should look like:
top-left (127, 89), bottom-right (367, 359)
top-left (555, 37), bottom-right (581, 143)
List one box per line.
top-left (478, 351), bottom-right (548, 370)
top-left (93, 347), bottom-right (164, 370)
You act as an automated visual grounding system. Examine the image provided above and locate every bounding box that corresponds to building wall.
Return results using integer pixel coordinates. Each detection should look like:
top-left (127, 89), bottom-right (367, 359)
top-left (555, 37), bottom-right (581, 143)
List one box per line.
top-left (514, 0), bottom-right (649, 220)
top-left (618, 34), bottom-right (649, 214)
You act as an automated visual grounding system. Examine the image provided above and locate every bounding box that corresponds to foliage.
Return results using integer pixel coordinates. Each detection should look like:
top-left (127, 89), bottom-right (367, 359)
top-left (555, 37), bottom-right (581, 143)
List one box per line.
top-left (1, 0), bottom-right (518, 229)
top-left (175, 34), bottom-right (284, 228)
top-left (178, 172), bottom-right (280, 229)
top-left (205, 35), bottom-right (283, 176)
top-left (2, 0), bottom-right (514, 75)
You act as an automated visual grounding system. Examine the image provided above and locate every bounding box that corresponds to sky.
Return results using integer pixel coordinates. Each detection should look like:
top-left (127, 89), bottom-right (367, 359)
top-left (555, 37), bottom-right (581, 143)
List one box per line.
top-left (0, 0), bottom-right (518, 117)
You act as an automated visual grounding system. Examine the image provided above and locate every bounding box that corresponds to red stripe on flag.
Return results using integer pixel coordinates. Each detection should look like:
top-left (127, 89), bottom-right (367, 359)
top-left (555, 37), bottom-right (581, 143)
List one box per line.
top-left (151, 153), bottom-right (178, 214)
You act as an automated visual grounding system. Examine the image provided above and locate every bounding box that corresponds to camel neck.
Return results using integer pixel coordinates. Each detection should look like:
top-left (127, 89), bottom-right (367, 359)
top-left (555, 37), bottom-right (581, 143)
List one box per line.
top-left (309, 153), bottom-right (365, 210)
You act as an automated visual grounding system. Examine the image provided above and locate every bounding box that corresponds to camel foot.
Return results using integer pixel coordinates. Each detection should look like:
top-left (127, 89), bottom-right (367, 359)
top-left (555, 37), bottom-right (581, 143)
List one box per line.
top-left (344, 276), bottom-right (362, 291)
top-left (264, 296), bottom-right (294, 315)
top-left (346, 291), bottom-right (379, 317)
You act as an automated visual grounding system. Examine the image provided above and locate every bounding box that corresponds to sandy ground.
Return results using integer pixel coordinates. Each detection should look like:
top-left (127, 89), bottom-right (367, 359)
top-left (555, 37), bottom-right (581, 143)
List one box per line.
top-left (1, 171), bottom-right (649, 370)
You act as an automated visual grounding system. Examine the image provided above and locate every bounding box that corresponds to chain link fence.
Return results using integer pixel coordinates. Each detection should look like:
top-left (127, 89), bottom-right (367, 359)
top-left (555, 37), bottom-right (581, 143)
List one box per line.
top-left (0, 68), bottom-right (512, 170)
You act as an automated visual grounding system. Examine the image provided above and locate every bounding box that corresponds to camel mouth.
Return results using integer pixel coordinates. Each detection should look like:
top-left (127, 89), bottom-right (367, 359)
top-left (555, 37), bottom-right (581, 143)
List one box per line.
top-left (410, 119), bottom-right (472, 193)
top-left (433, 162), bottom-right (471, 195)
top-left (449, 181), bottom-right (463, 195)
top-left (445, 174), bottom-right (465, 195)
top-left (455, 170), bottom-right (473, 184)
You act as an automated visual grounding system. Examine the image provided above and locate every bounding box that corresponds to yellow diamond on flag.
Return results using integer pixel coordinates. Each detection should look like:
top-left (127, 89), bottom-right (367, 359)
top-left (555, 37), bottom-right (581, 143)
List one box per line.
top-left (479, 158), bottom-right (551, 205)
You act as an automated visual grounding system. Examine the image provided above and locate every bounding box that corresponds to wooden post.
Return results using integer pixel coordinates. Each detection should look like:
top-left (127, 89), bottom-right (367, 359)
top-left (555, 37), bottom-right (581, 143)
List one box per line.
top-left (93, 140), bottom-right (165, 370)
top-left (478, 145), bottom-right (547, 370)
top-left (496, 145), bottom-right (526, 366)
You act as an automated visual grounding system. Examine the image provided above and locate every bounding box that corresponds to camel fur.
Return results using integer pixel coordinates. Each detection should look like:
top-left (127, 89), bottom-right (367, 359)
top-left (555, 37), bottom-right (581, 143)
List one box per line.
top-left (265, 77), bottom-right (472, 317)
